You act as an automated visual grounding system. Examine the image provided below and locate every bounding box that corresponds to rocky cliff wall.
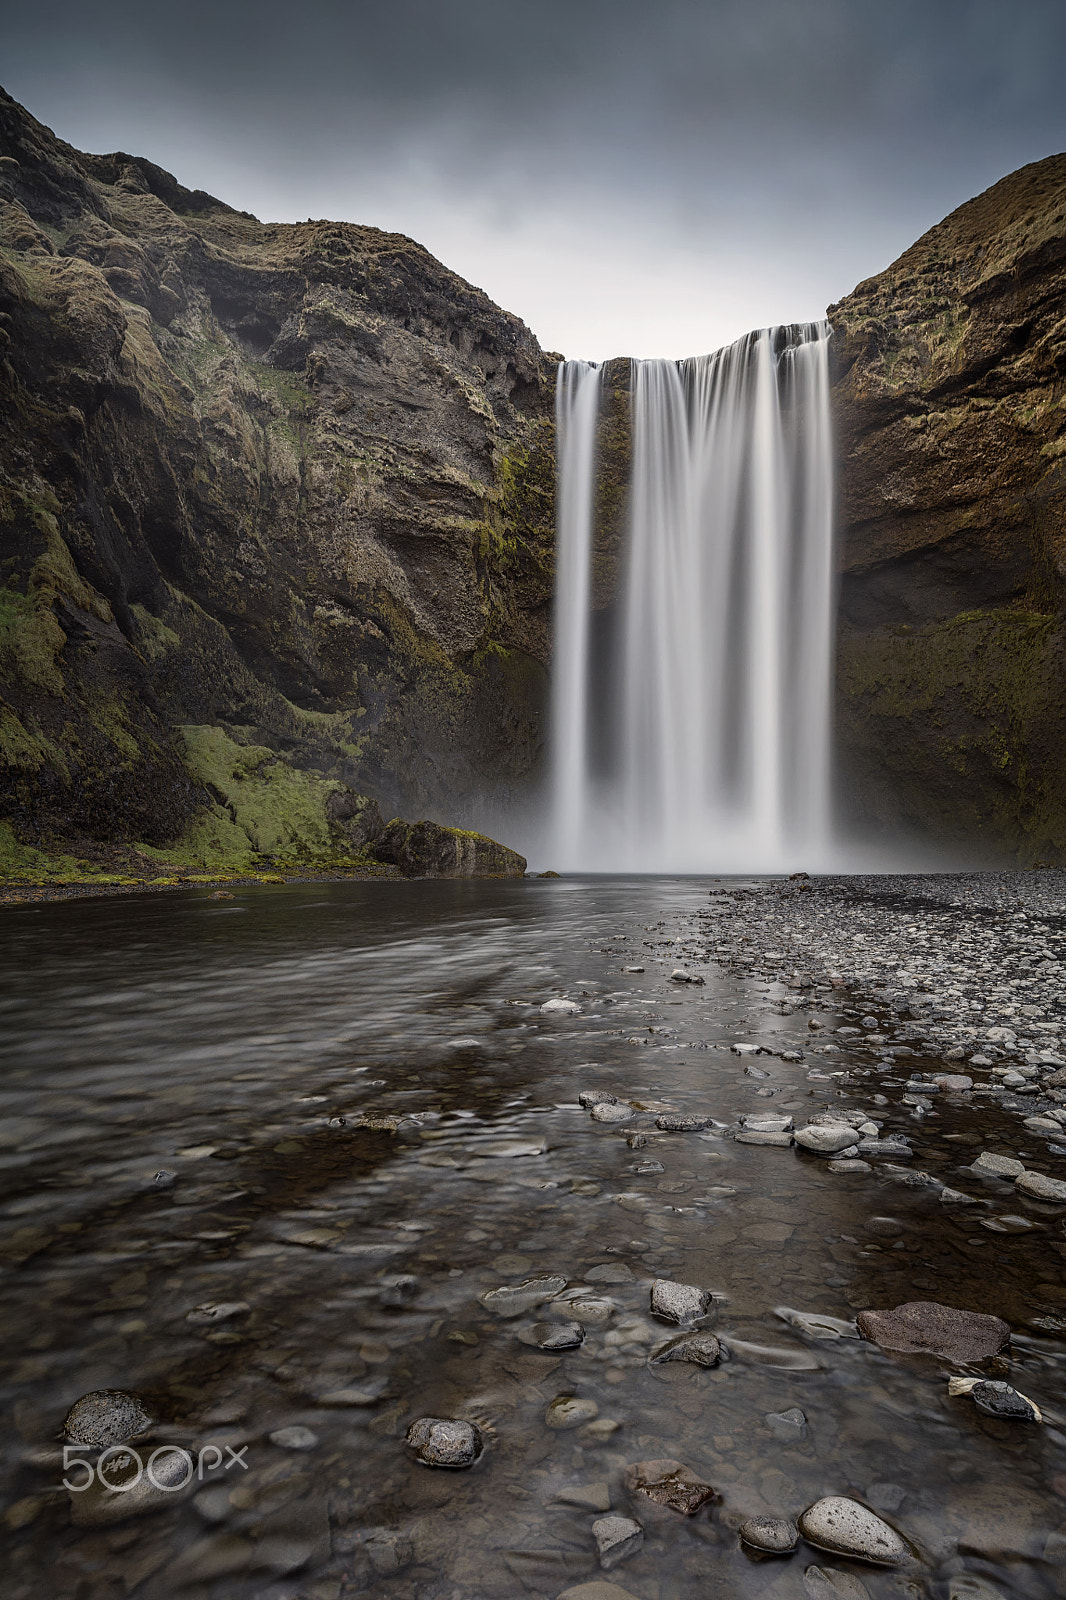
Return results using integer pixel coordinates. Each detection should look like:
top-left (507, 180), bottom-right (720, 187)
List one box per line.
top-left (0, 88), bottom-right (555, 878)
top-left (830, 155), bottom-right (1066, 860)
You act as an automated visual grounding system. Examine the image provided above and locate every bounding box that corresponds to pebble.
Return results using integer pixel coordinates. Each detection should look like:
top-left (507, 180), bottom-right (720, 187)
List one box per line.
top-left (740, 1113), bottom-right (793, 1131)
top-left (480, 1274), bottom-right (568, 1317)
top-left (519, 1321), bottom-right (586, 1351)
top-left (971, 1380), bottom-right (1041, 1421)
top-left (623, 1458), bottom-right (715, 1515)
top-left (737, 1130), bottom-right (794, 1146)
top-left (591, 1102), bottom-right (632, 1123)
top-left (546, 1395), bottom-right (599, 1430)
top-left (739, 1515), bottom-right (799, 1553)
top-left (935, 1074), bottom-right (973, 1091)
top-left (795, 1125), bottom-right (860, 1154)
top-left (803, 1568), bottom-right (872, 1600)
top-left (63, 1390), bottom-right (152, 1447)
top-left (856, 1301), bottom-right (1010, 1362)
top-left (798, 1496), bottom-right (908, 1564)
top-left (579, 1091), bottom-right (619, 1108)
top-left (971, 1152), bottom-right (1026, 1178)
top-left (939, 1186), bottom-right (981, 1206)
top-left (766, 1406), bottom-right (808, 1439)
top-left (828, 1158), bottom-right (871, 1172)
top-left (1024, 1116), bottom-right (1064, 1134)
top-left (405, 1417), bottom-right (483, 1468)
top-left (586, 1262), bottom-right (636, 1283)
top-left (670, 969), bottom-right (703, 984)
top-left (592, 1515), bottom-right (644, 1569)
top-left (656, 1114), bottom-right (708, 1131)
top-left (650, 1279), bottom-right (711, 1324)
top-left (649, 1332), bottom-right (721, 1367)
top-left (186, 1301), bottom-right (250, 1324)
top-left (856, 1138), bottom-right (912, 1158)
top-left (1015, 1171), bottom-right (1066, 1202)
top-left (268, 1425), bottom-right (318, 1450)
top-left (542, 998), bottom-right (581, 1014)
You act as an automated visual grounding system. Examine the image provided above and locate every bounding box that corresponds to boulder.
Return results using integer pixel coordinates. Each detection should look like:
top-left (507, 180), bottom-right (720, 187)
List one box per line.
top-left (856, 1301), bottom-right (1009, 1362)
top-left (369, 819), bottom-right (526, 878)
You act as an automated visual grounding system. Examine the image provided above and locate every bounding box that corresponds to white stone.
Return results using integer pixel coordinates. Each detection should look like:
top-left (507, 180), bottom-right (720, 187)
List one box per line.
top-left (542, 998), bottom-right (581, 1014)
top-left (795, 1124), bottom-right (859, 1154)
top-left (798, 1496), bottom-right (908, 1565)
top-left (971, 1151), bottom-right (1025, 1178)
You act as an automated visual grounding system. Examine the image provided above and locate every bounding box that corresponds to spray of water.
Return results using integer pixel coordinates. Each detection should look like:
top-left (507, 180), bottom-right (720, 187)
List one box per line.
top-left (551, 323), bottom-right (834, 871)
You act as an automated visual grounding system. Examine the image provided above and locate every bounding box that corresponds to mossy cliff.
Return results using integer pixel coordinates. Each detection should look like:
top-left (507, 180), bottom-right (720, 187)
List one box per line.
top-left (830, 154), bottom-right (1066, 860)
top-left (0, 87), bottom-right (553, 879)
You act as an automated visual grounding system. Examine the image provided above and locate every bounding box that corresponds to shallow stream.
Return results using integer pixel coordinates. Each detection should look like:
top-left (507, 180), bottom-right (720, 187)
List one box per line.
top-left (2, 877), bottom-right (1066, 1600)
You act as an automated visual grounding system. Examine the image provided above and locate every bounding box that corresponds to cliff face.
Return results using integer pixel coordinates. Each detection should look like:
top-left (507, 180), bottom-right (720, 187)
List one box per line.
top-left (830, 156), bottom-right (1066, 859)
top-left (0, 89), bottom-right (555, 876)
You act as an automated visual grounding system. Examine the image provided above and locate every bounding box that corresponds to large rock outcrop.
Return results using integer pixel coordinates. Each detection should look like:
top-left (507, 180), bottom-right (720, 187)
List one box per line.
top-left (830, 155), bottom-right (1066, 858)
top-left (0, 87), bottom-right (555, 876)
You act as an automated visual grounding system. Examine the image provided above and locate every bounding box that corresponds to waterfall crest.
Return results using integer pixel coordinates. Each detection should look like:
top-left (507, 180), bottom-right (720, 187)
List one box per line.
top-left (551, 323), bottom-right (834, 872)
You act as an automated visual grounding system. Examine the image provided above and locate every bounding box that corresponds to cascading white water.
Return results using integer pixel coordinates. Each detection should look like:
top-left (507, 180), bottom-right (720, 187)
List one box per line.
top-left (551, 322), bottom-right (834, 872)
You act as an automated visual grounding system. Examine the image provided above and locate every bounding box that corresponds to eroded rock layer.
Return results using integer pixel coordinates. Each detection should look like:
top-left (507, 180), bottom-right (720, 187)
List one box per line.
top-left (830, 155), bottom-right (1066, 858)
top-left (0, 87), bottom-right (554, 874)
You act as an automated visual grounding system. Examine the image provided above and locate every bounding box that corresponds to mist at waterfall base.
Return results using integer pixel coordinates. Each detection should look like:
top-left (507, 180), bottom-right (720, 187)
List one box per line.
top-left (550, 323), bottom-right (838, 874)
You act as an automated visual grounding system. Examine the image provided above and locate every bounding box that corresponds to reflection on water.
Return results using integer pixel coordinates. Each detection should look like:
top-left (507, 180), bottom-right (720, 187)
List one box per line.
top-left (1, 879), bottom-right (1066, 1598)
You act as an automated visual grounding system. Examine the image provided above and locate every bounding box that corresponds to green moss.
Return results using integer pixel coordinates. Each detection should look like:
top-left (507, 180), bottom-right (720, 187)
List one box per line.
top-left (837, 609), bottom-right (1066, 859)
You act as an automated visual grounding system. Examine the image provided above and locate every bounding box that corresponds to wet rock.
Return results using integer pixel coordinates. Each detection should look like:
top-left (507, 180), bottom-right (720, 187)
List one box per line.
top-left (268, 1425), bottom-right (318, 1450)
top-left (649, 1332), bottom-right (721, 1367)
top-left (586, 1263), bottom-right (636, 1284)
top-left (940, 1186), bottom-right (981, 1206)
top-left (520, 1321), bottom-right (586, 1351)
top-left (882, 1164), bottom-right (942, 1189)
top-left (1023, 1116), bottom-right (1062, 1134)
top-left (546, 1395), bottom-right (599, 1430)
top-left (365, 1530), bottom-right (414, 1577)
top-left (655, 1114), bottom-right (708, 1131)
top-left (795, 1125), bottom-right (860, 1154)
top-left (480, 1274), bottom-right (568, 1317)
top-left (803, 1567), bottom-right (872, 1600)
top-left (737, 1129), bottom-right (794, 1146)
top-left (739, 1515), bottom-right (799, 1554)
top-left (70, 1442), bottom-right (196, 1526)
top-left (935, 1074), bottom-right (973, 1091)
top-left (592, 1515), bottom-right (644, 1569)
top-left (856, 1138), bottom-right (912, 1158)
top-left (798, 1497), bottom-right (908, 1564)
top-left (405, 1417), bottom-right (483, 1468)
top-left (623, 1458), bottom-right (715, 1516)
top-left (542, 998), bottom-right (581, 1014)
top-left (856, 1301), bottom-right (1010, 1362)
top-left (1015, 1171), bottom-right (1066, 1202)
top-left (670, 969), bottom-right (704, 984)
top-left (828, 1158), bottom-right (871, 1172)
top-left (971, 1152), bottom-right (1025, 1178)
top-left (947, 1579), bottom-right (1009, 1600)
top-left (64, 1390), bottom-right (152, 1447)
top-left (553, 1482), bottom-right (613, 1512)
top-left (579, 1091), bottom-right (619, 1109)
top-left (865, 1482), bottom-right (906, 1514)
top-left (766, 1406), bottom-right (808, 1440)
top-left (969, 1380), bottom-right (1041, 1421)
top-left (740, 1113), bottom-right (793, 1132)
top-left (186, 1301), bottom-right (250, 1325)
top-left (650, 1279), bottom-right (711, 1324)
top-left (592, 1102), bottom-right (632, 1123)
top-left (553, 1294), bottom-right (614, 1325)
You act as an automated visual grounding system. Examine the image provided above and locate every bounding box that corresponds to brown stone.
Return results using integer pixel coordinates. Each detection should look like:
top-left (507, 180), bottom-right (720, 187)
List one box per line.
top-left (623, 1458), bottom-right (715, 1516)
top-left (856, 1301), bottom-right (1010, 1363)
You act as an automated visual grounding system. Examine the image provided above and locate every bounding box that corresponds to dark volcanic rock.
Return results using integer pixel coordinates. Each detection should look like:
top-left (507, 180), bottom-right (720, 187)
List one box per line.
top-left (857, 1300), bottom-right (1010, 1362)
top-left (369, 818), bottom-right (526, 878)
top-left (970, 1380), bottom-right (1040, 1421)
top-left (830, 154), bottom-right (1066, 857)
top-left (64, 1389), bottom-right (152, 1447)
top-left (0, 87), bottom-right (552, 870)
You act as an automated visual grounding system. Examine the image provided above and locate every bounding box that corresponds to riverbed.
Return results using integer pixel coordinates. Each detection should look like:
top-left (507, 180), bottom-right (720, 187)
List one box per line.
top-left (2, 875), bottom-right (1066, 1600)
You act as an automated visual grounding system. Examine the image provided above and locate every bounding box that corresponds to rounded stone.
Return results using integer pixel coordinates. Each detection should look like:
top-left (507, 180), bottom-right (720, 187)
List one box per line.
top-left (1015, 1171), bottom-right (1066, 1203)
top-left (63, 1390), bottom-right (153, 1447)
top-left (405, 1416), bottom-right (483, 1468)
top-left (542, 998), bottom-right (581, 1015)
top-left (591, 1101), bottom-right (632, 1123)
top-left (856, 1301), bottom-right (1010, 1362)
top-left (655, 1114), bottom-right (708, 1131)
top-left (650, 1279), bottom-right (711, 1325)
top-left (795, 1125), bottom-right (861, 1154)
top-left (522, 1320), bottom-right (586, 1351)
top-left (546, 1395), bottom-right (599, 1430)
top-left (268, 1425), bottom-right (318, 1450)
top-left (798, 1497), bottom-right (908, 1565)
top-left (739, 1515), bottom-right (799, 1553)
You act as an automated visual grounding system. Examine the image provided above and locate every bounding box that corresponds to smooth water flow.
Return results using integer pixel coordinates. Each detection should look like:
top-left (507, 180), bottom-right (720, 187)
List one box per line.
top-left (552, 323), bottom-right (834, 871)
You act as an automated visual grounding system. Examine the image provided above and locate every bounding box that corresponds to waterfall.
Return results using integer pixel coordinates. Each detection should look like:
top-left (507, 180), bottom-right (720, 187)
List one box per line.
top-left (550, 322), bottom-right (834, 872)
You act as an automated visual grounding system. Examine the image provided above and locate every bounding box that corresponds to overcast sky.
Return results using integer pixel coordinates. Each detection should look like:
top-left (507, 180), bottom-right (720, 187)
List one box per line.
top-left (5, 0), bottom-right (1065, 360)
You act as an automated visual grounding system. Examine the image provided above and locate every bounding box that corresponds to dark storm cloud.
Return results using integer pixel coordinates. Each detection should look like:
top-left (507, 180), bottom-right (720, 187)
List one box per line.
top-left (5, 1), bottom-right (1066, 356)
